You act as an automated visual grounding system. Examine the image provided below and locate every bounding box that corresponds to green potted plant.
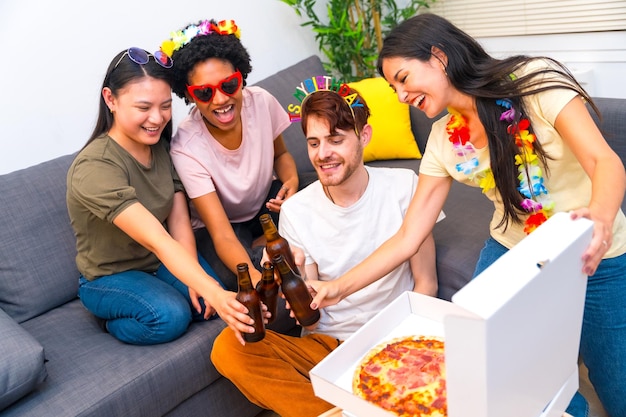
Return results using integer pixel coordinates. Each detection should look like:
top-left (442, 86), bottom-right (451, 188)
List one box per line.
top-left (280, 0), bottom-right (436, 81)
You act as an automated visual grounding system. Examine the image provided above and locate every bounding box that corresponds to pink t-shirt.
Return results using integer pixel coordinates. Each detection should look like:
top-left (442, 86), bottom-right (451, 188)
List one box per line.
top-left (170, 86), bottom-right (290, 226)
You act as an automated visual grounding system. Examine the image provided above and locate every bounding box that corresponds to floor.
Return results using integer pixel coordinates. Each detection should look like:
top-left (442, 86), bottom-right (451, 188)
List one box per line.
top-left (256, 362), bottom-right (607, 417)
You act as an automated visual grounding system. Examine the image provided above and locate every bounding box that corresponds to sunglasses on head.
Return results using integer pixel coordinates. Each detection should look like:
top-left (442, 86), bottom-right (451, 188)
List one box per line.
top-left (114, 47), bottom-right (173, 69)
top-left (186, 71), bottom-right (243, 103)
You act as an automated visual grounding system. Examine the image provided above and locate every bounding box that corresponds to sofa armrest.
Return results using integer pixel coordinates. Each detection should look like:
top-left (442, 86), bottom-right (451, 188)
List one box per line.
top-left (0, 308), bottom-right (47, 411)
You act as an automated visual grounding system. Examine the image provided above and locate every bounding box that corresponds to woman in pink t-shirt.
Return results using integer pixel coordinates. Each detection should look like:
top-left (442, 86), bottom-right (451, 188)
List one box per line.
top-left (164, 19), bottom-right (298, 291)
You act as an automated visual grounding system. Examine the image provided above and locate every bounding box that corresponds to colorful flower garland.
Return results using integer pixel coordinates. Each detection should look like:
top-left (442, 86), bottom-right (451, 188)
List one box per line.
top-left (446, 109), bottom-right (495, 192)
top-left (160, 19), bottom-right (240, 58)
top-left (446, 101), bottom-right (553, 234)
top-left (497, 99), bottom-right (554, 233)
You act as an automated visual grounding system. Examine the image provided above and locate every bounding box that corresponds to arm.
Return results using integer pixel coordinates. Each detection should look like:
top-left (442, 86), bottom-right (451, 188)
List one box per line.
top-left (193, 192), bottom-right (263, 285)
top-left (409, 232), bottom-right (438, 297)
top-left (555, 96), bottom-right (626, 275)
top-left (167, 191), bottom-right (197, 254)
top-left (113, 202), bottom-right (255, 345)
top-left (167, 191), bottom-right (206, 316)
top-left (309, 174), bottom-right (452, 309)
top-left (266, 135), bottom-right (299, 212)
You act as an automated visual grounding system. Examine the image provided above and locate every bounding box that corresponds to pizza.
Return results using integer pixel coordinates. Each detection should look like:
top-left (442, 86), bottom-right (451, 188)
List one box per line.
top-left (352, 335), bottom-right (447, 417)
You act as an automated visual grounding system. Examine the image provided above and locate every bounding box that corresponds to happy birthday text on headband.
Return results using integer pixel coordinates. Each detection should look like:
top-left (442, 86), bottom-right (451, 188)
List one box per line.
top-left (287, 76), bottom-right (364, 123)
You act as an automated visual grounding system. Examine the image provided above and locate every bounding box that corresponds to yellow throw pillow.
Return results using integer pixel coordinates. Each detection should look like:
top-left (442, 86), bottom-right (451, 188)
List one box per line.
top-left (348, 77), bottom-right (421, 162)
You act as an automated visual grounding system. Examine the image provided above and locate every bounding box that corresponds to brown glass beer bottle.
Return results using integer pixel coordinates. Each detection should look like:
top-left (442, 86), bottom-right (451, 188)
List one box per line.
top-left (259, 213), bottom-right (298, 273)
top-left (235, 263), bottom-right (266, 343)
top-left (257, 261), bottom-right (279, 324)
top-left (271, 254), bottom-right (320, 327)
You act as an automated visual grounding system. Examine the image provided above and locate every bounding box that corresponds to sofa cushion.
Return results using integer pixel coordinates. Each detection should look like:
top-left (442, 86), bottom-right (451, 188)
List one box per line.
top-left (432, 181), bottom-right (492, 300)
top-left (4, 301), bottom-right (253, 417)
top-left (253, 55), bottom-right (326, 174)
top-left (0, 154), bottom-right (79, 323)
top-left (0, 308), bottom-right (47, 411)
top-left (348, 77), bottom-right (421, 162)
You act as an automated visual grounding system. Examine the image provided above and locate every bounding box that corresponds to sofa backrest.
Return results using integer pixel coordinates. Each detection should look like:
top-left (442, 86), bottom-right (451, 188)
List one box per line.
top-left (254, 55), bottom-right (434, 176)
top-left (590, 97), bottom-right (626, 168)
top-left (0, 154), bottom-right (79, 323)
top-left (253, 55), bottom-right (328, 174)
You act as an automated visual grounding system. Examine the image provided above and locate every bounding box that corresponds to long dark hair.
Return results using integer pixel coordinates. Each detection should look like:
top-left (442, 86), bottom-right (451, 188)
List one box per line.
top-left (170, 20), bottom-right (252, 104)
top-left (378, 13), bottom-right (597, 229)
top-left (86, 48), bottom-right (174, 147)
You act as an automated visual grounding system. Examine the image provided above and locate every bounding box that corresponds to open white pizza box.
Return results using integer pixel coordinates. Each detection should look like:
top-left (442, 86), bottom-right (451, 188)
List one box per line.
top-left (310, 212), bottom-right (593, 417)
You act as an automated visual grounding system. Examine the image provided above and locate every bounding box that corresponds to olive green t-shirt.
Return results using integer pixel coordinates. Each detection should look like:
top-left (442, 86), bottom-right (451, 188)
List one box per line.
top-left (66, 135), bottom-right (184, 280)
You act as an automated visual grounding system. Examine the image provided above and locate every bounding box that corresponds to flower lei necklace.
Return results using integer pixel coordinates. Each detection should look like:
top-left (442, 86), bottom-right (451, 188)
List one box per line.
top-left (446, 109), bottom-right (496, 193)
top-left (446, 101), bottom-right (554, 234)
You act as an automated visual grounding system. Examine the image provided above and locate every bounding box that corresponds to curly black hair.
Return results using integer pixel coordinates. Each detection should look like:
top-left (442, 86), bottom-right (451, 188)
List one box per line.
top-left (170, 20), bottom-right (252, 104)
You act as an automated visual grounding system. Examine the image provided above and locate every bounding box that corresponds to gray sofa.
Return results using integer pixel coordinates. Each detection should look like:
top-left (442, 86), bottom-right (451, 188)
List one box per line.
top-left (0, 54), bottom-right (624, 416)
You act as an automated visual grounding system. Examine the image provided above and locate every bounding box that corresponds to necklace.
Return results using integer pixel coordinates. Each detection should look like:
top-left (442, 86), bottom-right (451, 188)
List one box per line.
top-left (323, 170), bottom-right (369, 206)
top-left (446, 109), bottom-right (495, 191)
top-left (446, 102), bottom-right (553, 234)
top-left (324, 185), bottom-right (336, 204)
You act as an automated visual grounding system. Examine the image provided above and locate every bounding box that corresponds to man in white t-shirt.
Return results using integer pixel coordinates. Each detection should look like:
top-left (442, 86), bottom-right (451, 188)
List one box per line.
top-left (211, 86), bottom-right (442, 417)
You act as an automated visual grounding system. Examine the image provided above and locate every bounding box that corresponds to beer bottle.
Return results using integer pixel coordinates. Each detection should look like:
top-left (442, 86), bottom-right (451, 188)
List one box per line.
top-left (272, 254), bottom-right (320, 327)
top-left (235, 263), bottom-right (266, 343)
top-left (257, 261), bottom-right (279, 324)
top-left (259, 213), bottom-right (298, 273)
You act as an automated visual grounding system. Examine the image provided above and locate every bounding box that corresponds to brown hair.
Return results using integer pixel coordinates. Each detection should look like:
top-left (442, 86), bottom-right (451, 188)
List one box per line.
top-left (300, 88), bottom-right (370, 136)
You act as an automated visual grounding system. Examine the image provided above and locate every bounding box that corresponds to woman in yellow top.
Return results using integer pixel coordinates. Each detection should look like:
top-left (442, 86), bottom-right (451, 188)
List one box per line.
top-left (309, 14), bottom-right (626, 417)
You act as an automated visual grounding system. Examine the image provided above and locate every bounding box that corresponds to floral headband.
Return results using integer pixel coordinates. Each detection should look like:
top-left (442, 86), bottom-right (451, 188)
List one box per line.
top-left (287, 76), bottom-right (364, 123)
top-left (160, 19), bottom-right (241, 58)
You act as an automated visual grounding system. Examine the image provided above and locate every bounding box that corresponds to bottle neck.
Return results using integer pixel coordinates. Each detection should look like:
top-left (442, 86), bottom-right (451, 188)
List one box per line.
top-left (261, 266), bottom-right (275, 284)
top-left (237, 263), bottom-right (254, 291)
top-left (262, 225), bottom-right (280, 241)
top-left (260, 214), bottom-right (280, 241)
top-left (274, 256), bottom-right (296, 279)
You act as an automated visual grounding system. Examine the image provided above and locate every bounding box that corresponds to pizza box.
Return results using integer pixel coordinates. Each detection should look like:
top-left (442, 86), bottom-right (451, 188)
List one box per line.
top-left (310, 212), bottom-right (593, 417)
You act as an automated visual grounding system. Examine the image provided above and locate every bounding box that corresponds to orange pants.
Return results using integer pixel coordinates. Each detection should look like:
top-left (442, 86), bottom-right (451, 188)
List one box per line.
top-left (211, 328), bottom-right (341, 417)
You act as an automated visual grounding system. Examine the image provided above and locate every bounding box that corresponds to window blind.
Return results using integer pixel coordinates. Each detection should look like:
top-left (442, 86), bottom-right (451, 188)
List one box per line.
top-left (425, 0), bottom-right (626, 37)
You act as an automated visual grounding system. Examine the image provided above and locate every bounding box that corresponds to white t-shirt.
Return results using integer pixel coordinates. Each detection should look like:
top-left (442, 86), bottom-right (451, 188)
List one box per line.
top-left (279, 166), bottom-right (444, 341)
top-left (170, 86), bottom-right (290, 226)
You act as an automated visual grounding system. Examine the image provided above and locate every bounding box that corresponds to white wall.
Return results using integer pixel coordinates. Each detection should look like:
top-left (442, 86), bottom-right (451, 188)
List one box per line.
top-left (478, 31), bottom-right (626, 100)
top-left (1, 1), bottom-right (624, 175)
top-left (0, 0), bottom-right (319, 175)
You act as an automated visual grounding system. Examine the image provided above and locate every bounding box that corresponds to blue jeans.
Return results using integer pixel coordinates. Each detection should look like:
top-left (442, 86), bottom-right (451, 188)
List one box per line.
top-left (474, 237), bottom-right (626, 417)
top-left (78, 255), bottom-right (224, 345)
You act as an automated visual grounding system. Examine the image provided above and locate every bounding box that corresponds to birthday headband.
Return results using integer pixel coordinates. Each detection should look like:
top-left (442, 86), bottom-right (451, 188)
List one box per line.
top-left (287, 76), bottom-right (364, 123)
top-left (160, 19), bottom-right (241, 58)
